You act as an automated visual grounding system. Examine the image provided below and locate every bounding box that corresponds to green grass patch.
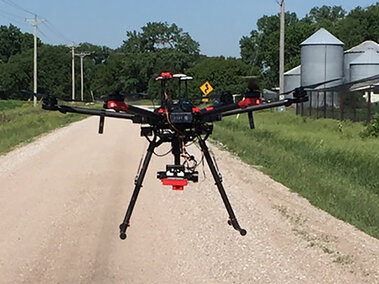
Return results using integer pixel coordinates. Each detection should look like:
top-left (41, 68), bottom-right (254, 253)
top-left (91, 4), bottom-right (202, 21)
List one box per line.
top-left (212, 109), bottom-right (379, 239)
top-left (0, 99), bottom-right (26, 111)
top-left (0, 101), bottom-right (87, 155)
top-left (125, 98), bottom-right (157, 106)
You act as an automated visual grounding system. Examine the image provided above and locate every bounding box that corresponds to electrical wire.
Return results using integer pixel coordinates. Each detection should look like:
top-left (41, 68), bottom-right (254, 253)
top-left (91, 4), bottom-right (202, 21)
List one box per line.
top-left (42, 21), bottom-right (72, 44)
top-left (0, 9), bottom-right (27, 28)
top-left (0, 0), bottom-right (73, 45)
top-left (37, 27), bottom-right (53, 43)
top-left (0, 7), bottom-right (24, 20)
top-left (0, 0), bottom-right (34, 15)
top-left (154, 148), bottom-right (172, 157)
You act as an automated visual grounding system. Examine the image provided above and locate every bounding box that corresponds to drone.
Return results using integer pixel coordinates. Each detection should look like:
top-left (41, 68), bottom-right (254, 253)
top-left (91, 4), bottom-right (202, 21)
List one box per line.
top-left (29, 72), bottom-right (334, 240)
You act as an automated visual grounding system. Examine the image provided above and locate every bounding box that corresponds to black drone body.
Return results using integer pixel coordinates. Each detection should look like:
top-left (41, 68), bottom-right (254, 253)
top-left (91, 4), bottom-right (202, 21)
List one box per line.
top-left (35, 71), bottom-right (319, 240)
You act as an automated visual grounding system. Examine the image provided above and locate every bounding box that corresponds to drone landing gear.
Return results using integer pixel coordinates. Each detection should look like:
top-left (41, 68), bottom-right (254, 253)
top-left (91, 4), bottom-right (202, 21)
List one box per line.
top-left (119, 136), bottom-right (247, 239)
top-left (119, 140), bottom-right (157, 240)
top-left (198, 138), bottom-right (247, 236)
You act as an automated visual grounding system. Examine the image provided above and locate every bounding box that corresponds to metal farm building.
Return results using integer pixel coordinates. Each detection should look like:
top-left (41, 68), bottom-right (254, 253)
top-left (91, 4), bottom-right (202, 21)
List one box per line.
top-left (285, 28), bottom-right (379, 122)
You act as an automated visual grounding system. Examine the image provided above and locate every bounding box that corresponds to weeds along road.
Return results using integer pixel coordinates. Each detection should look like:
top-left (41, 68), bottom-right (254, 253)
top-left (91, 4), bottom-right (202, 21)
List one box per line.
top-left (0, 117), bottom-right (378, 283)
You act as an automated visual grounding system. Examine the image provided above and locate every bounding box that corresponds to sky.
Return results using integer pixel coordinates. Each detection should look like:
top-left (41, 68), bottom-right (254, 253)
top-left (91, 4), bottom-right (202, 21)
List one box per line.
top-left (0, 0), bottom-right (377, 57)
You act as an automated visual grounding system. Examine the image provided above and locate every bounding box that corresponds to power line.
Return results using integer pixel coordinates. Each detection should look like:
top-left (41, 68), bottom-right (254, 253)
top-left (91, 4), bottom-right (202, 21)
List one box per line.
top-left (37, 27), bottom-right (53, 43)
top-left (0, 9), bottom-right (28, 28)
top-left (0, 0), bottom-right (34, 15)
top-left (0, 1), bottom-right (72, 45)
top-left (42, 21), bottom-right (72, 44)
top-left (0, 7), bottom-right (25, 20)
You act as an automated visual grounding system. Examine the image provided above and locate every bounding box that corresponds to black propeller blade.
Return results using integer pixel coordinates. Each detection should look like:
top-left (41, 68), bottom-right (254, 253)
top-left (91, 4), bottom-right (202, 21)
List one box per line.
top-left (21, 90), bottom-right (58, 110)
top-left (100, 92), bottom-right (149, 102)
top-left (280, 77), bottom-right (342, 97)
top-left (21, 89), bottom-right (93, 103)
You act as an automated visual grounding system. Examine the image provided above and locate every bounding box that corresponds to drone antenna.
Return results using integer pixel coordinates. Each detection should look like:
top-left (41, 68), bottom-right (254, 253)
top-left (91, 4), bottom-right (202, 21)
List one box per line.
top-left (155, 72), bottom-right (173, 106)
top-left (181, 75), bottom-right (193, 101)
top-left (173, 74), bottom-right (187, 101)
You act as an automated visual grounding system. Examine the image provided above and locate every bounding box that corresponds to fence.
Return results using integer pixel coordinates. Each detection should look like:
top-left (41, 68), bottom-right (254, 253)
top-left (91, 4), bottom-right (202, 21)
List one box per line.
top-left (295, 90), bottom-right (379, 123)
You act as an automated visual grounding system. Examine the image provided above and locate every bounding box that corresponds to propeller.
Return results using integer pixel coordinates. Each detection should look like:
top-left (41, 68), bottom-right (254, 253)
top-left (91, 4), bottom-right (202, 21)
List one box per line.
top-left (100, 92), bottom-right (148, 102)
top-left (280, 77), bottom-right (342, 98)
top-left (21, 90), bottom-right (58, 110)
top-left (219, 78), bottom-right (343, 119)
top-left (298, 73), bottom-right (379, 93)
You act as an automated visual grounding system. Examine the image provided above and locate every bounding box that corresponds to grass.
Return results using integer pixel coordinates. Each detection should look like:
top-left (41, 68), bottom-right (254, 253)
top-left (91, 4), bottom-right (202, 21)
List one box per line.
top-left (0, 99), bottom-right (25, 111)
top-left (0, 100), bottom-right (87, 155)
top-left (212, 109), bottom-right (379, 239)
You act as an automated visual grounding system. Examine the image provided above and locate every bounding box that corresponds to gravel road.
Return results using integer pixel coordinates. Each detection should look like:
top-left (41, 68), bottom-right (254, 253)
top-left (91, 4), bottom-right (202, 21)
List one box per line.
top-left (0, 117), bottom-right (378, 283)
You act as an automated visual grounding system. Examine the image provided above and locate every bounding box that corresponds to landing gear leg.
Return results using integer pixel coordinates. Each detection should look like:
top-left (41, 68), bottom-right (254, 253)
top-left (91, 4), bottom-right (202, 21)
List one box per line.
top-left (119, 140), bottom-right (157, 239)
top-left (198, 138), bottom-right (247, 236)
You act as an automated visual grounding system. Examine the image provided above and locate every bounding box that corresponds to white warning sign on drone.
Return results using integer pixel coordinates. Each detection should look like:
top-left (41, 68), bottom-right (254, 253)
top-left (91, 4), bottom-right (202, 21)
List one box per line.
top-left (200, 81), bottom-right (214, 96)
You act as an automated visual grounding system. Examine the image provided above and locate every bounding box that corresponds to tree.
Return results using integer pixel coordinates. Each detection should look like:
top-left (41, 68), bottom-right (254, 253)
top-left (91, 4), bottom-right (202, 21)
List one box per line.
top-left (308, 5), bottom-right (346, 28)
top-left (92, 52), bottom-right (127, 96)
top-left (335, 4), bottom-right (379, 49)
top-left (37, 45), bottom-right (72, 99)
top-left (0, 49), bottom-right (33, 99)
top-left (121, 22), bottom-right (200, 56)
top-left (0, 24), bottom-right (34, 63)
top-left (97, 22), bottom-right (201, 97)
top-left (77, 42), bottom-right (112, 65)
top-left (184, 57), bottom-right (255, 101)
top-left (240, 12), bottom-right (304, 88)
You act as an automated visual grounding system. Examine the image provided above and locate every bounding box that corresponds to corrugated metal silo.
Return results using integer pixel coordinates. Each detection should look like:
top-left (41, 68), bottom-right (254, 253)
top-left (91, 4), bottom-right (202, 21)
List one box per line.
top-left (350, 48), bottom-right (379, 81)
top-left (284, 65), bottom-right (301, 98)
top-left (344, 40), bottom-right (379, 82)
top-left (300, 28), bottom-right (344, 107)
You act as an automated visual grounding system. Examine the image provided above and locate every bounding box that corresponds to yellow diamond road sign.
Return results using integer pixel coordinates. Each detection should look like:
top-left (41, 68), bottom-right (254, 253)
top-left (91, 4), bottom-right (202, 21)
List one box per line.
top-left (200, 81), bottom-right (214, 96)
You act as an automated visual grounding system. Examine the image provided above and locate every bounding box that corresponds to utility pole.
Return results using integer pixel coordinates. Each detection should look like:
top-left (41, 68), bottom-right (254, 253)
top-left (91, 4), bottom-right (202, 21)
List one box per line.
top-left (25, 14), bottom-right (46, 107)
top-left (67, 43), bottom-right (79, 101)
top-left (75, 51), bottom-right (91, 101)
top-left (279, 0), bottom-right (285, 96)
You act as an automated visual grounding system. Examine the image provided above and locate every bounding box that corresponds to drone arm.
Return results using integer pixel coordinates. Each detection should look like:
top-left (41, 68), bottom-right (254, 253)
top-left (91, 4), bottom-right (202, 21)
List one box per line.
top-left (56, 105), bottom-right (137, 120)
top-left (122, 104), bottom-right (161, 121)
top-left (221, 97), bottom-right (303, 117)
top-left (199, 97), bottom-right (262, 122)
top-left (104, 100), bottom-right (161, 122)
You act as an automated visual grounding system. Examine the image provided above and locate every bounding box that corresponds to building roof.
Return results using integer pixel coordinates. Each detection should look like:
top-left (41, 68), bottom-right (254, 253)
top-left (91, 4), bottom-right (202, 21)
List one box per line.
top-left (345, 40), bottom-right (379, 53)
top-left (301, 28), bottom-right (344, 46)
top-left (284, 65), bottom-right (301, 76)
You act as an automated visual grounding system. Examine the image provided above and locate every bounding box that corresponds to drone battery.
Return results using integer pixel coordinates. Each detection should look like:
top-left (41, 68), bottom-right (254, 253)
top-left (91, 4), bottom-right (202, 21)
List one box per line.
top-left (169, 112), bottom-right (193, 123)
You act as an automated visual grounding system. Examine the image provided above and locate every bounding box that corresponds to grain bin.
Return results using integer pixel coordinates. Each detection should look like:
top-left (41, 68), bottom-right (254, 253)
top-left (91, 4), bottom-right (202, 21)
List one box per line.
top-left (284, 65), bottom-right (301, 98)
top-left (350, 48), bottom-right (379, 81)
top-left (344, 41), bottom-right (379, 82)
top-left (300, 28), bottom-right (344, 107)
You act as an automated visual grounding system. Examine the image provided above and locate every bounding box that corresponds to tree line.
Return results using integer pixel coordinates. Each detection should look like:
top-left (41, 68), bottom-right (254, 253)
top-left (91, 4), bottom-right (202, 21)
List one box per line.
top-left (0, 4), bottom-right (378, 101)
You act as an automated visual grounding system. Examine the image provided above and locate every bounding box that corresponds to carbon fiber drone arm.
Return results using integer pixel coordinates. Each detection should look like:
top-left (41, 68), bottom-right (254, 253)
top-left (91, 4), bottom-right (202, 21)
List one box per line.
top-left (219, 87), bottom-right (309, 117)
top-left (56, 105), bottom-right (136, 120)
top-left (198, 96), bottom-right (263, 122)
top-left (221, 97), bottom-right (303, 117)
top-left (41, 93), bottom-right (161, 124)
